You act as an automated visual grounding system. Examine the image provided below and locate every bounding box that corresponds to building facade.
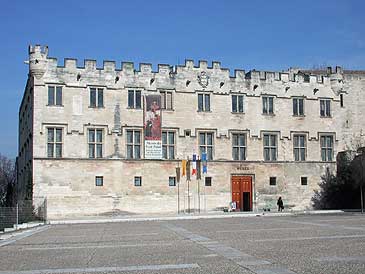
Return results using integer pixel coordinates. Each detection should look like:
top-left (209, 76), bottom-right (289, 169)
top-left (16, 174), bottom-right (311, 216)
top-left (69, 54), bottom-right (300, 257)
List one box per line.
top-left (18, 45), bottom-right (365, 219)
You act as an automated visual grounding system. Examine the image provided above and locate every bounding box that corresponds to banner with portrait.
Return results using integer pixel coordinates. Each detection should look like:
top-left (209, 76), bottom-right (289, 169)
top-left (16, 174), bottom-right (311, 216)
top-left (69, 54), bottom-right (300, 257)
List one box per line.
top-left (144, 94), bottom-right (162, 159)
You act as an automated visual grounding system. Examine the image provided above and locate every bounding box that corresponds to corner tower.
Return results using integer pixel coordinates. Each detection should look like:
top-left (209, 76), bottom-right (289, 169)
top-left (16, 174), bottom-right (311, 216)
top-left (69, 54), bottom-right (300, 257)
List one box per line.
top-left (28, 45), bottom-right (48, 79)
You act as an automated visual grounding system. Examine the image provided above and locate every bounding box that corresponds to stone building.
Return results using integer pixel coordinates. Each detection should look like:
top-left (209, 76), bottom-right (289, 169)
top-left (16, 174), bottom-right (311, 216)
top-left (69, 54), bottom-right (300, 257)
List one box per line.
top-left (18, 45), bottom-right (365, 219)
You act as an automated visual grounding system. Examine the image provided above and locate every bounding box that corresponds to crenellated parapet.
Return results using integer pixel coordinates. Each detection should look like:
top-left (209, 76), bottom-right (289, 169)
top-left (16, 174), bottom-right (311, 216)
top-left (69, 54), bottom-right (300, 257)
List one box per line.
top-left (30, 45), bottom-right (365, 98)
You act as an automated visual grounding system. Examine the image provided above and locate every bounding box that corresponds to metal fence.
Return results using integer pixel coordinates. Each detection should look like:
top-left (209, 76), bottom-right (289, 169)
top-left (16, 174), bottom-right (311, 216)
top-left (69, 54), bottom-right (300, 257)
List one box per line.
top-left (0, 199), bottom-right (47, 231)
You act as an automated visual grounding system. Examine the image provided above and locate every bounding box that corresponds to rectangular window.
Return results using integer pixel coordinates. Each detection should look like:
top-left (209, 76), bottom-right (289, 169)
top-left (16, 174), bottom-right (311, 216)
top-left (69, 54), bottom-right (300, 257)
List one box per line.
top-left (293, 135), bottom-right (306, 161)
top-left (126, 130), bottom-right (141, 159)
top-left (205, 177), bottom-right (212, 186)
top-left (160, 91), bottom-right (173, 110)
top-left (162, 131), bottom-right (175, 159)
top-left (128, 90), bottom-right (142, 109)
top-left (134, 176), bottom-right (142, 186)
top-left (88, 129), bottom-right (103, 158)
top-left (169, 176), bottom-right (176, 186)
top-left (269, 177), bottom-right (276, 186)
top-left (198, 93), bottom-right (210, 112)
top-left (232, 95), bottom-right (244, 113)
top-left (321, 135), bottom-right (334, 161)
top-left (293, 98), bottom-right (304, 116)
top-left (90, 88), bottom-right (104, 108)
top-left (262, 96), bottom-right (274, 115)
top-left (48, 86), bottom-right (62, 106)
top-left (199, 132), bottom-right (214, 160)
top-left (47, 128), bottom-right (62, 158)
top-left (95, 176), bottom-right (103, 186)
top-left (320, 99), bottom-right (331, 117)
top-left (263, 134), bottom-right (277, 161)
top-left (301, 177), bottom-right (308, 186)
top-left (232, 133), bottom-right (246, 160)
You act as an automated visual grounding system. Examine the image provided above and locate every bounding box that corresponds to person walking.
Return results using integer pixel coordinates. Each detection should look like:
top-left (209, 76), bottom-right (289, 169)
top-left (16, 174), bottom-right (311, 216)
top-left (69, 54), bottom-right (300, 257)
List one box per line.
top-left (277, 197), bottom-right (284, 212)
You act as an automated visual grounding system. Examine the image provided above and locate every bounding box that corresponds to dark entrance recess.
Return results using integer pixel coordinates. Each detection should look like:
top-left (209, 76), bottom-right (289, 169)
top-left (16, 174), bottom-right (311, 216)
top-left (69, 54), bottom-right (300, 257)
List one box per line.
top-left (243, 192), bottom-right (251, 211)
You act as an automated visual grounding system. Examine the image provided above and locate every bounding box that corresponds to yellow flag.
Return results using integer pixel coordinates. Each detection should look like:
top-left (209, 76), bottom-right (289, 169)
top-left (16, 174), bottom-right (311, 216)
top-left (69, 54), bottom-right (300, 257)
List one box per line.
top-left (182, 160), bottom-right (187, 177)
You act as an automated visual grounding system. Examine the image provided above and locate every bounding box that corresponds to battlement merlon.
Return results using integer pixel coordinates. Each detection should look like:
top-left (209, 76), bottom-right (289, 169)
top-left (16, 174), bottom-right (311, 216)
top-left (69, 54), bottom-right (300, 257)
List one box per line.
top-left (28, 44), bottom-right (365, 86)
top-left (29, 44), bottom-right (48, 55)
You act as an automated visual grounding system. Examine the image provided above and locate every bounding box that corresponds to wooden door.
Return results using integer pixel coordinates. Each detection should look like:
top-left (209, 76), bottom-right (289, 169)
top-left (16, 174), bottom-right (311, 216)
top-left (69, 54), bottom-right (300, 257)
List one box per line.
top-left (231, 176), bottom-right (242, 211)
top-left (231, 176), bottom-right (252, 211)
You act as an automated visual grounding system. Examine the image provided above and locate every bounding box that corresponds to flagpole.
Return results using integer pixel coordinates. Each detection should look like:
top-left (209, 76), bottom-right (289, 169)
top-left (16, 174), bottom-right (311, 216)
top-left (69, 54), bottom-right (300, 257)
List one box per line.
top-left (187, 156), bottom-right (190, 213)
top-left (198, 178), bottom-right (200, 213)
top-left (177, 165), bottom-right (180, 214)
top-left (187, 179), bottom-right (190, 213)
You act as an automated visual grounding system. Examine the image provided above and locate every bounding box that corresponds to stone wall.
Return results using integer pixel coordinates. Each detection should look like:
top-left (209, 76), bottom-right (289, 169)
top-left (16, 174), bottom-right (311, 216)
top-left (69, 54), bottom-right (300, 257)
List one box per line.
top-left (17, 45), bottom-right (365, 218)
top-left (33, 159), bottom-right (335, 219)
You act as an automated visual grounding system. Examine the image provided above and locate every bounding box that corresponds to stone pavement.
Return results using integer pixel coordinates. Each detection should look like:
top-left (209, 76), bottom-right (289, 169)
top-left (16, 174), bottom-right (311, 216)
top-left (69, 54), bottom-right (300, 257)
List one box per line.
top-left (0, 212), bottom-right (364, 274)
top-left (49, 209), bottom-right (346, 224)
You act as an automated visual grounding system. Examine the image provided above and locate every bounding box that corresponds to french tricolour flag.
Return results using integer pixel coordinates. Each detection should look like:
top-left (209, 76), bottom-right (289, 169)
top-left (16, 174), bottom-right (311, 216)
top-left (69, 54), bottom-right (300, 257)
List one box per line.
top-left (192, 153), bottom-right (197, 175)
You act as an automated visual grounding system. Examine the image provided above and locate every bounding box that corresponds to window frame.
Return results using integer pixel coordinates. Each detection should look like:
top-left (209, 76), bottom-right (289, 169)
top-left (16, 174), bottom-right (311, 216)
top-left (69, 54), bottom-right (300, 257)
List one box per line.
top-left (262, 96), bottom-right (274, 115)
top-left (47, 127), bottom-right (63, 158)
top-left (263, 133), bottom-right (278, 161)
top-left (301, 177), bottom-right (308, 186)
top-left (199, 132), bottom-right (214, 160)
top-left (126, 129), bottom-right (142, 159)
top-left (88, 128), bottom-right (103, 159)
top-left (47, 86), bottom-right (63, 106)
top-left (89, 87), bottom-right (104, 108)
top-left (232, 133), bottom-right (247, 161)
top-left (205, 177), bottom-right (212, 186)
top-left (160, 90), bottom-right (173, 110)
top-left (293, 134), bottom-right (306, 161)
top-left (134, 176), bottom-right (142, 186)
top-left (197, 93), bottom-right (211, 112)
top-left (292, 97), bottom-right (304, 116)
top-left (169, 176), bottom-right (176, 186)
top-left (95, 176), bottom-right (104, 186)
top-left (269, 177), bottom-right (277, 186)
top-left (320, 135), bottom-right (334, 161)
top-left (162, 131), bottom-right (175, 160)
top-left (232, 94), bottom-right (244, 113)
top-left (128, 90), bottom-right (142, 109)
top-left (320, 99), bottom-right (331, 117)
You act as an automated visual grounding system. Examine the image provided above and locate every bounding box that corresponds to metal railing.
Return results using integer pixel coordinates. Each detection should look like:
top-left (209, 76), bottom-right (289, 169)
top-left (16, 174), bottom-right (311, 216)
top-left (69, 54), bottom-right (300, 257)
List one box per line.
top-left (0, 199), bottom-right (47, 231)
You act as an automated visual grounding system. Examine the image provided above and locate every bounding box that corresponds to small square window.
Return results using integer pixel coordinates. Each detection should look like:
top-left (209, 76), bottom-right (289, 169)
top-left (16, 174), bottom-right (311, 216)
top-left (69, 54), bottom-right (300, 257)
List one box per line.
top-left (205, 177), bottom-right (212, 186)
top-left (95, 176), bottom-right (103, 186)
top-left (169, 177), bottom-right (176, 186)
top-left (269, 177), bottom-right (276, 186)
top-left (301, 177), bottom-right (308, 185)
top-left (134, 176), bottom-right (142, 186)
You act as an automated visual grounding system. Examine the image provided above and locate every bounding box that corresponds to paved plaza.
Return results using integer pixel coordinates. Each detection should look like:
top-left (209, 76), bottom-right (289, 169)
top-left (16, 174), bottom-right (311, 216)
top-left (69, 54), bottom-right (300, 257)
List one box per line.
top-left (0, 214), bottom-right (365, 273)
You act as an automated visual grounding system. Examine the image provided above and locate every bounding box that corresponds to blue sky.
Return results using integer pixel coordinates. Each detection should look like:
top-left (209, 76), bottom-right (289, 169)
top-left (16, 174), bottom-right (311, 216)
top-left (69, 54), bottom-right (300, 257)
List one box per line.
top-left (0, 0), bottom-right (364, 158)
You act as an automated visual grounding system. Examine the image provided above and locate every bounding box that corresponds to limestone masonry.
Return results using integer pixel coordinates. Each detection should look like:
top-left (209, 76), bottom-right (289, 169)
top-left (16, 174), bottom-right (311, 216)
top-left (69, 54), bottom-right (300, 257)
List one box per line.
top-left (18, 45), bottom-right (365, 219)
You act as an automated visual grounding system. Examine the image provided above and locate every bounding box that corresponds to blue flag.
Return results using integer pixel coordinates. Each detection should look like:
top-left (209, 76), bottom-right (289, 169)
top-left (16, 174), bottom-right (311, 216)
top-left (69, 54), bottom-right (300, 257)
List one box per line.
top-left (202, 152), bottom-right (207, 174)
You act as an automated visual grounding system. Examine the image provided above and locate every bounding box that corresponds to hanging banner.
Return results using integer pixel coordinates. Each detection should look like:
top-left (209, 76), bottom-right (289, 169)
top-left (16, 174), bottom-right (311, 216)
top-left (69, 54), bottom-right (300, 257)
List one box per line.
top-left (202, 152), bottom-right (208, 174)
top-left (144, 94), bottom-right (162, 159)
top-left (196, 159), bottom-right (201, 180)
top-left (182, 160), bottom-right (187, 177)
top-left (192, 153), bottom-right (197, 175)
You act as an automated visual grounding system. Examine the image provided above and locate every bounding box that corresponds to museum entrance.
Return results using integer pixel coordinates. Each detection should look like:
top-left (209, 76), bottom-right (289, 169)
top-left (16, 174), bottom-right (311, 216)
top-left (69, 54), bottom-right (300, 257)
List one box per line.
top-left (231, 175), bottom-right (252, 211)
